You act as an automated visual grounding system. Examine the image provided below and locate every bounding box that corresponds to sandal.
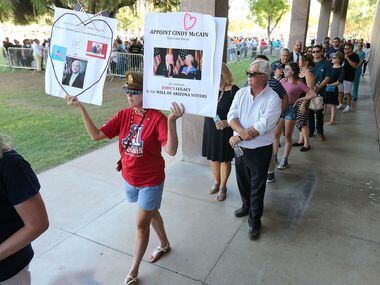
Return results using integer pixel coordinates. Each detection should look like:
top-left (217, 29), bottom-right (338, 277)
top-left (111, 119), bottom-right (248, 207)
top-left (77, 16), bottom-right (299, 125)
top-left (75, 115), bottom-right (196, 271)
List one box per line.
top-left (209, 184), bottom-right (220, 194)
top-left (149, 243), bottom-right (171, 263)
top-left (124, 275), bottom-right (138, 285)
top-left (216, 187), bottom-right (227, 202)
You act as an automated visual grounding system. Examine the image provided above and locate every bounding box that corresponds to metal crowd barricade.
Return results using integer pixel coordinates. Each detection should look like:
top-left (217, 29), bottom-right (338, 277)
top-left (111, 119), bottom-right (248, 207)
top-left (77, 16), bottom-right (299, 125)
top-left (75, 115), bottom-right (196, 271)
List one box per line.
top-left (1, 47), bottom-right (11, 68)
top-left (7, 47), bottom-right (36, 70)
top-left (108, 52), bottom-right (144, 78)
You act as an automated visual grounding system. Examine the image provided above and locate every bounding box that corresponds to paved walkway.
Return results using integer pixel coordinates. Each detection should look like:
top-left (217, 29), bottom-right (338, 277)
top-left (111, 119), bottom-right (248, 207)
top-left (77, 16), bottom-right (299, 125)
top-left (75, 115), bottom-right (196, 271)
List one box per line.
top-left (31, 77), bottom-right (380, 285)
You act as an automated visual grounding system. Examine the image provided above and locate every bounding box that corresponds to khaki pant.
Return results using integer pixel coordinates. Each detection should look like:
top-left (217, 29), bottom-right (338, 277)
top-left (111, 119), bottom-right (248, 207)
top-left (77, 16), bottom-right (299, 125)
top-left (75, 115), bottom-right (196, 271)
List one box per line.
top-left (0, 265), bottom-right (31, 285)
top-left (33, 54), bottom-right (42, 71)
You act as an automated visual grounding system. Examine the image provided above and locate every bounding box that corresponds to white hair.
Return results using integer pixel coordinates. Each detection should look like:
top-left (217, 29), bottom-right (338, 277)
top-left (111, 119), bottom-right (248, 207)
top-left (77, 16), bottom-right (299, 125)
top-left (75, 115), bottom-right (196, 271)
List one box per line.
top-left (249, 60), bottom-right (271, 78)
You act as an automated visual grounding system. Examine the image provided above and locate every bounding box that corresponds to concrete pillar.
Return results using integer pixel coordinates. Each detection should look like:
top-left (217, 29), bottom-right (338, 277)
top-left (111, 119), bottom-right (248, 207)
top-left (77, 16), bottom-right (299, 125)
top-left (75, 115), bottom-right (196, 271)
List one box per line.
top-left (180, 0), bottom-right (228, 164)
top-left (287, 0), bottom-right (311, 49)
top-left (330, 0), bottom-right (349, 39)
top-left (369, 0), bottom-right (380, 144)
top-left (316, 0), bottom-right (332, 43)
top-left (338, 0), bottom-right (349, 38)
top-left (330, 12), bottom-right (340, 38)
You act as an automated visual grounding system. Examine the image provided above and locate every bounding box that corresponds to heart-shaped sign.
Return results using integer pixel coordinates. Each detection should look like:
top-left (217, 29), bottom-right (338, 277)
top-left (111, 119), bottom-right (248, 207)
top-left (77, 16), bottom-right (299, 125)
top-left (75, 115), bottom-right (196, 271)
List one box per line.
top-left (49, 12), bottom-right (114, 98)
top-left (184, 13), bottom-right (197, 31)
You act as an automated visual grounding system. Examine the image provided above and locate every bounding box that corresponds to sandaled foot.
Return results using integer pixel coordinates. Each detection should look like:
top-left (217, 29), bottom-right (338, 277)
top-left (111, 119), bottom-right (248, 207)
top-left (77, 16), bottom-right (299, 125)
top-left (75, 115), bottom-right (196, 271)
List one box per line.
top-left (216, 187), bottom-right (227, 201)
top-left (209, 184), bottom-right (220, 194)
top-left (124, 275), bottom-right (138, 285)
top-left (149, 243), bottom-right (171, 263)
top-left (326, 121), bottom-right (336, 125)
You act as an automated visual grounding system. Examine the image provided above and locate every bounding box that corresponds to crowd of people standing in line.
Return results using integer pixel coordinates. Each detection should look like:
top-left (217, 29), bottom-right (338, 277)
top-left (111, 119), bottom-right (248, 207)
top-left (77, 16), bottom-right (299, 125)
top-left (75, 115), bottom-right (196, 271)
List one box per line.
top-left (2, 37), bottom-right (49, 72)
top-left (2, 35), bottom-right (145, 76)
top-left (0, 35), bottom-right (371, 285)
top-left (201, 36), bottom-right (370, 238)
top-left (109, 36), bottom-right (144, 77)
top-left (227, 36), bottom-right (285, 63)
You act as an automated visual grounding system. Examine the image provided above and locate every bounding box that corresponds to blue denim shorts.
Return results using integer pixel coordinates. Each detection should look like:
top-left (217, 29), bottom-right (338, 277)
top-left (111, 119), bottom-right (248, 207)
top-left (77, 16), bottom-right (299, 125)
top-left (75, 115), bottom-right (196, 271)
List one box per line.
top-left (123, 180), bottom-right (164, 211)
top-left (281, 104), bottom-right (297, 120)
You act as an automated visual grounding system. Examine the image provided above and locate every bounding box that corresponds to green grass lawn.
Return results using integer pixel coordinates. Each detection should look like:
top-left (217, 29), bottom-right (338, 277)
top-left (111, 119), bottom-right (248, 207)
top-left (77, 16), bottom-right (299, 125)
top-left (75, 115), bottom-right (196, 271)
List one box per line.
top-left (0, 73), bottom-right (125, 173)
top-left (0, 56), bottom-right (275, 173)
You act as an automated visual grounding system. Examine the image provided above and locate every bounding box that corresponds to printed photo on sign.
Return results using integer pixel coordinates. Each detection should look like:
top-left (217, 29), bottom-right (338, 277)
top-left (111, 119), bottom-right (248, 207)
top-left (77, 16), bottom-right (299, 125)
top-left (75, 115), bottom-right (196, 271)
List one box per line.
top-left (51, 45), bottom-right (67, 62)
top-left (62, 57), bottom-right (88, 89)
top-left (153, 48), bottom-right (203, 80)
top-left (86, 41), bottom-right (108, 59)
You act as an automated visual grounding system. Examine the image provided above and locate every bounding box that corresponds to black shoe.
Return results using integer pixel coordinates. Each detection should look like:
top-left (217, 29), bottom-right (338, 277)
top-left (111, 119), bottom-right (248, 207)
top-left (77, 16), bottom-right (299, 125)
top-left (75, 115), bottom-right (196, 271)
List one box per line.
top-left (266, 172), bottom-right (275, 183)
top-left (248, 225), bottom-right (261, 240)
top-left (300, 145), bottom-right (311, 152)
top-left (234, 207), bottom-right (249, 218)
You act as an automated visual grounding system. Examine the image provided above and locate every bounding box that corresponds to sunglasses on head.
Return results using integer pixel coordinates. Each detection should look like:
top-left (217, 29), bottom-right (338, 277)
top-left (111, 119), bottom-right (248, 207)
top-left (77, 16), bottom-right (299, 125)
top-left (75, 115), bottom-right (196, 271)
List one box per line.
top-left (122, 87), bottom-right (143, 96)
top-left (246, 71), bottom-right (265, 78)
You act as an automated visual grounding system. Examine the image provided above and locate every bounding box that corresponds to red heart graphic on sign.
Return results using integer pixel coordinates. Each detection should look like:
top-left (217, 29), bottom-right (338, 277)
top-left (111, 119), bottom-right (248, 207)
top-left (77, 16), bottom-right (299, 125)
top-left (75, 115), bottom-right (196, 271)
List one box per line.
top-left (184, 13), bottom-right (197, 31)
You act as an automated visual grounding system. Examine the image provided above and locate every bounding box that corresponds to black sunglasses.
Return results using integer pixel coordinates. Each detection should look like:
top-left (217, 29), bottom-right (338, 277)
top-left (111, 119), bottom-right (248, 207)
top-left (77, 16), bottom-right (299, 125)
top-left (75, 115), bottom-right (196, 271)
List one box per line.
top-left (312, 50), bottom-right (321, 53)
top-left (246, 71), bottom-right (265, 78)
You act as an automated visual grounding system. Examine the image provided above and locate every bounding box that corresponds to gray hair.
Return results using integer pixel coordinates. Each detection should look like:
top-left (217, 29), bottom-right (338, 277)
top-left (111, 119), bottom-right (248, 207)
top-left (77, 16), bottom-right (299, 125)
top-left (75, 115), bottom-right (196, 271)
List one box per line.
top-left (281, 47), bottom-right (291, 54)
top-left (0, 134), bottom-right (11, 159)
top-left (249, 60), bottom-right (271, 78)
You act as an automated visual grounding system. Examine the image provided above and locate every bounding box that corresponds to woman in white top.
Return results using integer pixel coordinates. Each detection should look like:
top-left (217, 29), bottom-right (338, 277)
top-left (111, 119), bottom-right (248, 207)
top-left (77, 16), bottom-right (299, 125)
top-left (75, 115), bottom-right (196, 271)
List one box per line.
top-left (362, 42), bottom-right (370, 76)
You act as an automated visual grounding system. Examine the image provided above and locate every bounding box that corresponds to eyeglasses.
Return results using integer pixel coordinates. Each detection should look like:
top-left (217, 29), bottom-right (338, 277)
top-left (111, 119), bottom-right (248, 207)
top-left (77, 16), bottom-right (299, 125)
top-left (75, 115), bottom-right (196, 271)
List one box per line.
top-left (246, 71), bottom-right (265, 78)
top-left (312, 50), bottom-right (321, 53)
top-left (122, 87), bottom-right (143, 96)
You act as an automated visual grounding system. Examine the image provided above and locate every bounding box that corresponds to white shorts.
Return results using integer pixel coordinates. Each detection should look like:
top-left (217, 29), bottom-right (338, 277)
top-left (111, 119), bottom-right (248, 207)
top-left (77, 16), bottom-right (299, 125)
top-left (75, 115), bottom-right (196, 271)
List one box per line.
top-left (0, 266), bottom-right (31, 285)
top-left (338, 83), bottom-right (343, 93)
top-left (343, 80), bottom-right (353, 94)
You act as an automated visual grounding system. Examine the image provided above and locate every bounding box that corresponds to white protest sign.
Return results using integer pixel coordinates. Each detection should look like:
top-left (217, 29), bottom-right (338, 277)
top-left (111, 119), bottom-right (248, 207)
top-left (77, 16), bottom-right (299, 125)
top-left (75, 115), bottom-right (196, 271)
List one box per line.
top-left (143, 12), bottom-right (226, 117)
top-left (45, 7), bottom-right (117, 106)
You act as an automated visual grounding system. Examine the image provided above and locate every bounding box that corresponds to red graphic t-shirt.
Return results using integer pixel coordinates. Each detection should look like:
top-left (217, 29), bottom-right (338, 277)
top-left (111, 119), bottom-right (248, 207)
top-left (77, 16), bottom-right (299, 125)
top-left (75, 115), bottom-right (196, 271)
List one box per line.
top-left (100, 108), bottom-right (168, 187)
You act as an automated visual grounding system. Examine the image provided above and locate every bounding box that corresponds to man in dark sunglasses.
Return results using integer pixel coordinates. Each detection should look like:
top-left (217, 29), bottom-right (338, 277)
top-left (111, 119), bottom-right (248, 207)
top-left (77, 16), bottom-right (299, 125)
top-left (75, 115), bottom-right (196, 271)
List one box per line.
top-left (341, 43), bottom-right (360, 112)
top-left (310, 45), bottom-right (332, 141)
top-left (227, 60), bottom-right (282, 240)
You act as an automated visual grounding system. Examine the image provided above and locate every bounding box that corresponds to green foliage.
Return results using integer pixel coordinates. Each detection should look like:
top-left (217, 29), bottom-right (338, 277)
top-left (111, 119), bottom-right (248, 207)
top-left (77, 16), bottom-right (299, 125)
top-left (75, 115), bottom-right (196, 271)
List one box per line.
top-left (345, 0), bottom-right (377, 39)
top-left (0, 0), bottom-right (179, 24)
top-left (151, 0), bottom-right (180, 12)
top-left (117, 6), bottom-right (144, 32)
top-left (249, 0), bottom-right (290, 39)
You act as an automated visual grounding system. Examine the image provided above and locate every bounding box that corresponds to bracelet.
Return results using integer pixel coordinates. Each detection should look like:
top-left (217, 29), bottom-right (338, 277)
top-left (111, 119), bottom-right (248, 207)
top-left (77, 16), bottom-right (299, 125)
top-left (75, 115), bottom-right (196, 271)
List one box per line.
top-left (238, 135), bottom-right (243, 141)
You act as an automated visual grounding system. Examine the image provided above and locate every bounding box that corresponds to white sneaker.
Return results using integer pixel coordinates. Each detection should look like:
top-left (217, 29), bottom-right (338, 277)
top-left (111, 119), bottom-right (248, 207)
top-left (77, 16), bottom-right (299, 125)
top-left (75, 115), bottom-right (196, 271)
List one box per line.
top-left (337, 104), bottom-right (343, 110)
top-left (343, 105), bottom-right (351, 112)
top-left (277, 158), bottom-right (288, 170)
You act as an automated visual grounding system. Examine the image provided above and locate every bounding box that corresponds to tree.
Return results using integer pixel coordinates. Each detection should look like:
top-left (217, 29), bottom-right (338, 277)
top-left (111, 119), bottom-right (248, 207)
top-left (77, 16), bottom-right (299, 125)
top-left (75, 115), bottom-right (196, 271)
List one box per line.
top-left (345, 0), bottom-right (377, 40)
top-left (151, 0), bottom-right (180, 12)
top-left (249, 0), bottom-right (290, 40)
top-left (0, 0), bottom-right (179, 25)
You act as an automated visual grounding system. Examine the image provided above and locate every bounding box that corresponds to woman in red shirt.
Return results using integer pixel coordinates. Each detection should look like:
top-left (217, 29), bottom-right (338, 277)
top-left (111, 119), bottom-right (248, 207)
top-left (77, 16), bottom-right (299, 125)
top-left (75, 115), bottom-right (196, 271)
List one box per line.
top-left (66, 71), bottom-right (184, 285)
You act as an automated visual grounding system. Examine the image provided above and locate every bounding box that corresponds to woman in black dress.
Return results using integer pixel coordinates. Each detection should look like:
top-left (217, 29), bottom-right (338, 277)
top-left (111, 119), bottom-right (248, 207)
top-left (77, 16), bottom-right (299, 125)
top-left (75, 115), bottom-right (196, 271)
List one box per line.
top-left (325, 52), bottom-right (344, 125)
top-left (202, 63), bottom-right (239, 201)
